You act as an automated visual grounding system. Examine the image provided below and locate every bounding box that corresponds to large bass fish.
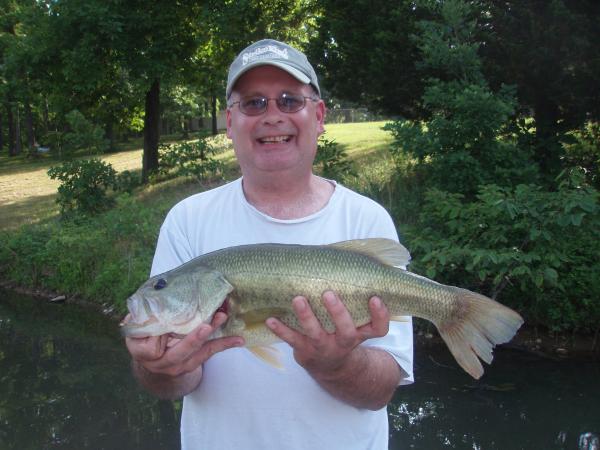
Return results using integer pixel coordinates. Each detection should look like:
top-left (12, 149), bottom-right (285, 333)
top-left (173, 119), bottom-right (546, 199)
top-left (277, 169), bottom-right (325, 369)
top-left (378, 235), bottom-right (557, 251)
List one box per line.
top-left (121, 238), bottom-right (523, 379)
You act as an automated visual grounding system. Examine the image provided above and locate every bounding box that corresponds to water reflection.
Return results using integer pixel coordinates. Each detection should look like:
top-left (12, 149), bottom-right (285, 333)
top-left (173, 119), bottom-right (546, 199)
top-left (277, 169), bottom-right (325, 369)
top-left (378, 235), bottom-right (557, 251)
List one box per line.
top-left (0, 289), bottom-right (179, 450)
top-left (389, 340), bottom-right (600, 449)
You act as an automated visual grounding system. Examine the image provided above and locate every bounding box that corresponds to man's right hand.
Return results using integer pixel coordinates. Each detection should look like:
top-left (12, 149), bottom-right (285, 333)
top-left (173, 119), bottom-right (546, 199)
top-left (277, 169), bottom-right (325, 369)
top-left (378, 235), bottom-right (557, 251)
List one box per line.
top-left (125, 312), bottom-right (244, 399)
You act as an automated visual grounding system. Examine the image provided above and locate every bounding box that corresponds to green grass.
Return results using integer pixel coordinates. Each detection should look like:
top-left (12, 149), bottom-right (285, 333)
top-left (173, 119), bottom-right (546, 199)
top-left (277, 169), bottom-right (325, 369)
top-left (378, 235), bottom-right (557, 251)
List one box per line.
top-left (0, 122), bottom-right (394, 231)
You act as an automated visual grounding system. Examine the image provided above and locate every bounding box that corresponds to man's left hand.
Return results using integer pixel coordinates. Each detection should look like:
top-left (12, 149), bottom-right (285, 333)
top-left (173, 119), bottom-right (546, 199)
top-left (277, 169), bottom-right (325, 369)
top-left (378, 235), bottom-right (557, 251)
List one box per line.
top-left (265, 291), bottom-right (390, 376)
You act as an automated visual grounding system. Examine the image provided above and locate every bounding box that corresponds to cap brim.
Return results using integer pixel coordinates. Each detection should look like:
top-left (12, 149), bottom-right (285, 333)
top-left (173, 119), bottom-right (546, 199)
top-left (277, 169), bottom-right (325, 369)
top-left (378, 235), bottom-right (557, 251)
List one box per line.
top-left (227, 61), bottom-right (311, 98)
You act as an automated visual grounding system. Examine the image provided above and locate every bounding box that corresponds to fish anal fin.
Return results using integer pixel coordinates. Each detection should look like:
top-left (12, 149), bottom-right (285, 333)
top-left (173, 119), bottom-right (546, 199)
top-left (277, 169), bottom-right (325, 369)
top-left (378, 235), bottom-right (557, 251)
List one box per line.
top-left (248, 346), bottom-right (284, 369)
top-left (327, 238), bottom-right (411, 268)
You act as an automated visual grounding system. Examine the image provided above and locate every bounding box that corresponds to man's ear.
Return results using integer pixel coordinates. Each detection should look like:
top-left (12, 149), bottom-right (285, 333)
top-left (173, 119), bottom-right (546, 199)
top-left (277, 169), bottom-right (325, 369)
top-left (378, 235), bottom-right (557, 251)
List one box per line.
top-left (226, 108), bottom-right (233, 139)
top-left (315, 100), bottom-right (326, 136)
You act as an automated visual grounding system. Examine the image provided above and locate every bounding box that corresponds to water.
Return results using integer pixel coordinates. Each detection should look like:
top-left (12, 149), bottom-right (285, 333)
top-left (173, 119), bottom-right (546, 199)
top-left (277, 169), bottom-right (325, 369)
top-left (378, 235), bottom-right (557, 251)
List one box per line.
top-left (1, 289), bottom-right (598, 450)
top-left (389, 340), bottom-right (600, 449)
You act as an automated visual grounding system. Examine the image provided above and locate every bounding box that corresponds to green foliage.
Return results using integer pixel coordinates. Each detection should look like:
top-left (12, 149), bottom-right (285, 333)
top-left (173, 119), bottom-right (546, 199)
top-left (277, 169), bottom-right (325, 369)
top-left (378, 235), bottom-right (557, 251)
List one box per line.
top-left (385, 0), bottom-right (539, 197)
top-left (47, 159), bottom-right (117, 215)
top-left (115, 170), bottom-right (141, 194)
top-left (563, 122), bottom-right (600, 189)
top-left (406, 170), bottom-right (600, 332)
top-left (156, 137), bottom-right (223, 182)
top-left (309, 0), bottom-right (423, 116)
top-left (314, 136), bottom-right (357, 182)
top-left (62, 110), bottom-right (110, 156)
top-left (0, 195), bottom-right (162, 311)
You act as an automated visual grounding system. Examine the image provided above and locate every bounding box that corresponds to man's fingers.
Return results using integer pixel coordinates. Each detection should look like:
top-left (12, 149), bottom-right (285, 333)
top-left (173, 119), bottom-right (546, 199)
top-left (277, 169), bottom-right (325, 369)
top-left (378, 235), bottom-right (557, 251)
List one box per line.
top-left (266, 316), bottom-right (304, 347)
top-left (291, 296), bottom-right (325, 339)
top-left (183, 336), bottom-right (244, 371)
top-left (126, 335), bottom-right (168, 361)
top-left (358, 297), bottom-right (390, 339)
top-left (322, 291), bottom-right (360, 347)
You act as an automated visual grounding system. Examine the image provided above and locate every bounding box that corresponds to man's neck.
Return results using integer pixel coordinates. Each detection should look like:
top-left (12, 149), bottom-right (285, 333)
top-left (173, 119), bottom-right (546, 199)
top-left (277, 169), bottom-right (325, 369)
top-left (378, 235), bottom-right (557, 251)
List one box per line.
top-left (241, 173), bottom-right (335, 220)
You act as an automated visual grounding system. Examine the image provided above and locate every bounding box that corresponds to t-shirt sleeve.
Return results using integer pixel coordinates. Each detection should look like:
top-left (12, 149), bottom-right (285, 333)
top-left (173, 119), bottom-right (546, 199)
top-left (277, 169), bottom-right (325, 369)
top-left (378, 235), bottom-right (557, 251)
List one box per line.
top-left (364, 320), bottom-right (414, 385)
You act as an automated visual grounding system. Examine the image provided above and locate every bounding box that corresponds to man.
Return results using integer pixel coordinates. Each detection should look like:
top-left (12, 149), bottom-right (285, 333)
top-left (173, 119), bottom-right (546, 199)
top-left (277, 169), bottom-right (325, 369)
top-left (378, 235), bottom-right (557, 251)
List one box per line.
top-left (125, 39), bottom-right (413, 449)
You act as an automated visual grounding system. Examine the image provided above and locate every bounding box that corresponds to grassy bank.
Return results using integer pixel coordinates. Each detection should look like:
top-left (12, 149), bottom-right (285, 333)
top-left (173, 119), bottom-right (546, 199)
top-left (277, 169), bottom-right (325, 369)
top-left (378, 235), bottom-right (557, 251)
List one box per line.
top-left (0, 121), bottom-right (393, 313)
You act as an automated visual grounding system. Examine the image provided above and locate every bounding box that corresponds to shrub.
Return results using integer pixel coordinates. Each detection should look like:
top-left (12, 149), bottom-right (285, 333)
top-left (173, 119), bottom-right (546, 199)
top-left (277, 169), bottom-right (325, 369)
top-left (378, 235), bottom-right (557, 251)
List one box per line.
top-left (314, 136), bottom-right (357, 182)
top-left (564, 121), bottom-right (600, 189)
top-left (115, 170), bottom-right (141, 194)
top-left (47, 159), bottom-right (117, 215)
top-left (63, 110), bottom-right (110, 156)
top-left (156, 136), bottom-right (223, 182)
top-left (0, 194), bottom-right (162, 311)
top-left (405, 170), bottom-right (600, 332)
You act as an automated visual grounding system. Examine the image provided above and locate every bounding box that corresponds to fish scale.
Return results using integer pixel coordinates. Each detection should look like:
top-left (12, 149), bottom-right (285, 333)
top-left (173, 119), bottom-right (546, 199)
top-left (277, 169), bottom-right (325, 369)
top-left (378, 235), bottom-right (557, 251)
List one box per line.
top-left (122, 239), bottom-right (523, 379)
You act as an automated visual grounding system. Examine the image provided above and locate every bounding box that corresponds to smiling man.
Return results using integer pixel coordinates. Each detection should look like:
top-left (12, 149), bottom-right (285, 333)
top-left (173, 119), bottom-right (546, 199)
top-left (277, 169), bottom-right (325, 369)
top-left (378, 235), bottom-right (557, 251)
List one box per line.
top-left (125, 39), bottom-right (413, 450)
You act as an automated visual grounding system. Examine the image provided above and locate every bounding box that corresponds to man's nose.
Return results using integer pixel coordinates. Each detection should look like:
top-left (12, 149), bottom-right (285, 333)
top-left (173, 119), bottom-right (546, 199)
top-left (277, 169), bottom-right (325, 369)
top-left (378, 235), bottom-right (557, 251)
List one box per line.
top-left (262, 99), bottom-right (284, 123)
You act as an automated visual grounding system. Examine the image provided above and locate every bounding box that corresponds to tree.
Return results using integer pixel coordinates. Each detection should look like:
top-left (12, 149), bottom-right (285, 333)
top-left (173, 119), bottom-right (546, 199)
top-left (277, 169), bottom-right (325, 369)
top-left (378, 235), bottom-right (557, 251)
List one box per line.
top-left (115, 0), bottom-right (204, 181)
top-left (386, 0), bottom-right (537, 197)
top-left (309, 0), bottom-right (424, 117)
top-left (482, 0), bottom-right (600, 180)
top-left (194, 0), bottom-right (316, 135)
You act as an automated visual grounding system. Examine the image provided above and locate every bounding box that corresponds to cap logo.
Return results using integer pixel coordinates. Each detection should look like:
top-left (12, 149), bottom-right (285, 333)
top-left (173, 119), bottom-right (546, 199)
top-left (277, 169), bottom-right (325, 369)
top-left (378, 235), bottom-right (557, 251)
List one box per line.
top-left (242, 45), bottom-right (289, 66)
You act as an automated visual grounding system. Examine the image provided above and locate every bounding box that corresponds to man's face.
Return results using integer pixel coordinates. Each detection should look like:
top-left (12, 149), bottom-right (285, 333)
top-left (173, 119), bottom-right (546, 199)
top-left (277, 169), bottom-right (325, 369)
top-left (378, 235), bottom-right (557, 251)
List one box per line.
top-left (226, 65), bottom-right (325, 177)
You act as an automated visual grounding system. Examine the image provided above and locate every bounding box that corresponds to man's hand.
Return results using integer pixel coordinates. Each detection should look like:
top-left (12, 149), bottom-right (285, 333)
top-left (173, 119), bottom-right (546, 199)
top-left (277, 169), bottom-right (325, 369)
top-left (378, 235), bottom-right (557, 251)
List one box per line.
top-left (266, 292), bottom-right (403, 410)
top-left (125, 312), bottom-right (244, 399)
top-left (265, 291), bottom-right (390, 375)
top-left (265, 291), bottom-right (401, 410)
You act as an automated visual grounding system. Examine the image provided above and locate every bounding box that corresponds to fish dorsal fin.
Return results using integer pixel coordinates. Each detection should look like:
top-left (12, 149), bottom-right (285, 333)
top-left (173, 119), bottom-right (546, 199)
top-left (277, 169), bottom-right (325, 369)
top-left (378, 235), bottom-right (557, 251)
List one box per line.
top-left (328, 238), bottom-right (411, 268)
top-left (248, 346), bottom-right (284, 369)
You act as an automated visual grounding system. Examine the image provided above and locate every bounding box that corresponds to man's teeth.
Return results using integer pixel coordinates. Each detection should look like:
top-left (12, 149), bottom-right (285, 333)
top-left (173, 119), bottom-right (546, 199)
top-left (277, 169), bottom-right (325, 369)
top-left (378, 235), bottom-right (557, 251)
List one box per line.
top-left (258, 135), bottom-right (291, 143)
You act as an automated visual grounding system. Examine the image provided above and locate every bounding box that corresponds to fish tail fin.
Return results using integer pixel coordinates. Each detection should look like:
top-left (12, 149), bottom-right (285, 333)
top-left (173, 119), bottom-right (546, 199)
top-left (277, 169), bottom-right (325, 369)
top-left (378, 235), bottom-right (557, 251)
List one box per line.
top-left (436, 289), bottom-right (523, 379)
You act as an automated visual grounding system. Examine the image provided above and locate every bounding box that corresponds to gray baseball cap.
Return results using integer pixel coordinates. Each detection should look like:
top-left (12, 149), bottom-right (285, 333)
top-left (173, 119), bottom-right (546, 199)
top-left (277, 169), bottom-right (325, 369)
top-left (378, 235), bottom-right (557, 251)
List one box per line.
top-left (226, 39), bottom-right (320, 99)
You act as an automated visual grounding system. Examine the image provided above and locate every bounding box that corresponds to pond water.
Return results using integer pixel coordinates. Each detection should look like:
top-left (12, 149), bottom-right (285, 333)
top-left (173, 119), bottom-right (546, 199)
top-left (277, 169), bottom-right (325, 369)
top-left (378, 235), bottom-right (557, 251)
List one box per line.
top-left (1, 289), bottom-right (598, 450)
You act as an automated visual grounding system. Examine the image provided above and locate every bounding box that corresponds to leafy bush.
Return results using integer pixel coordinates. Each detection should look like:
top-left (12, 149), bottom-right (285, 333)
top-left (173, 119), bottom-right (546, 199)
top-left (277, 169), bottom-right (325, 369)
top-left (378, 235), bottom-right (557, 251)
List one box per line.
top-left (47, 159), bottom-right (117, 215)
top-left (405, 170), bottom-right (600, 332)
top-left (0, 195), bottom-right (162, 312)
top-left (115, 170), bottom-right (141, 194)
top-left (156, 136), bottom-right (223, 182)
top-left (63, 110), bottom-right (110, 156)
top-left (314, 136), bottom-right (357, 182)
top-left (384, 0), bottom-right (539, 198)
top-left (564, 121), bottom-right (600, 189)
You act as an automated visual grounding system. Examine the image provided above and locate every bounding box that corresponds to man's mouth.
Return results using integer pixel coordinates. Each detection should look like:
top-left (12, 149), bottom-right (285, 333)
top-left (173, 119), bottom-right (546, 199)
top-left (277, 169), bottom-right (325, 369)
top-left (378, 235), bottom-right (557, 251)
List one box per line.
top-left (257, 135), bottom-right (292, 144)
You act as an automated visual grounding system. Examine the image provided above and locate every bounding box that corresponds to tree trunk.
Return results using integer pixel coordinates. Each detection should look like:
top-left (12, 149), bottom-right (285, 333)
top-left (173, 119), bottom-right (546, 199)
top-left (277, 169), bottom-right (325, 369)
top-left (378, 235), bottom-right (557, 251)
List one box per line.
top-left (142, 78), bottom-right (160, 182)
top-left (42, 97), bottom-right (50, 136)
top-left (14, 106), bottom-right (22, 155)
top-left (7, 103), bottom-right (16, 156)
top-left (105, 121), bottom-right (116, 152)
top-left (0, 110), bottom-right (3, 152)
top-left (211, 94), bottom-right (218, 135)
top-left (24, 101), bottom-right (35, 151)
top-left (533, 94), bottom-right (563, 179)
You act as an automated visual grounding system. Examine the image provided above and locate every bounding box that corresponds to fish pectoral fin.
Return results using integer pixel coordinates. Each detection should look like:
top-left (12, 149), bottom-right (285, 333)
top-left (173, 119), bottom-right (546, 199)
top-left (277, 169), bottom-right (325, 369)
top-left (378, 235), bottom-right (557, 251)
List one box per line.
top-left (327, 238), bottom-right (411, 268)
top-left (390, 315), bottom-right (410, 322)
top-left (248, 346), bottom-right (284, 369)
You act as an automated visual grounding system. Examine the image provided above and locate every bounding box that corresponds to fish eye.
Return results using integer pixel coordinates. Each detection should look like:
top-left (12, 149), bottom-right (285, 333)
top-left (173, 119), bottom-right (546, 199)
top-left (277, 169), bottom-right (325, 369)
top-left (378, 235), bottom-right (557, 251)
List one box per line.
top-left (154, 278), bottom-right (167, 290)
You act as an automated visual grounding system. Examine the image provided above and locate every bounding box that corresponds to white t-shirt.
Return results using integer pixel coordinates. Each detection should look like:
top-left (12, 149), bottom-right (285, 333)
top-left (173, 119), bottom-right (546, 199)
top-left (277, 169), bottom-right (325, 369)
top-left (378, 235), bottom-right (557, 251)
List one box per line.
top-left (151, 177), bottom-right (414, 450)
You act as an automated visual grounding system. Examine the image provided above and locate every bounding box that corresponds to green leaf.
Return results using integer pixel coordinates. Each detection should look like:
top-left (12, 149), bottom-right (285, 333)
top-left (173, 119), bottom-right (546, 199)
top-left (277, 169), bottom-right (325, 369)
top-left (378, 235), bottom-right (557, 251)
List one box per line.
top-left (544, 268), bottom-right (558, 284)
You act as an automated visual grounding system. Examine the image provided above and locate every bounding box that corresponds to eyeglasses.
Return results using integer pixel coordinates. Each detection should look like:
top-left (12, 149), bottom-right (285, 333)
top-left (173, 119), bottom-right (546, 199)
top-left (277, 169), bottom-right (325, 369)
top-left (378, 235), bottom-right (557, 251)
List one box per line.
top-left (228, 93), bottom-right (318, 116)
